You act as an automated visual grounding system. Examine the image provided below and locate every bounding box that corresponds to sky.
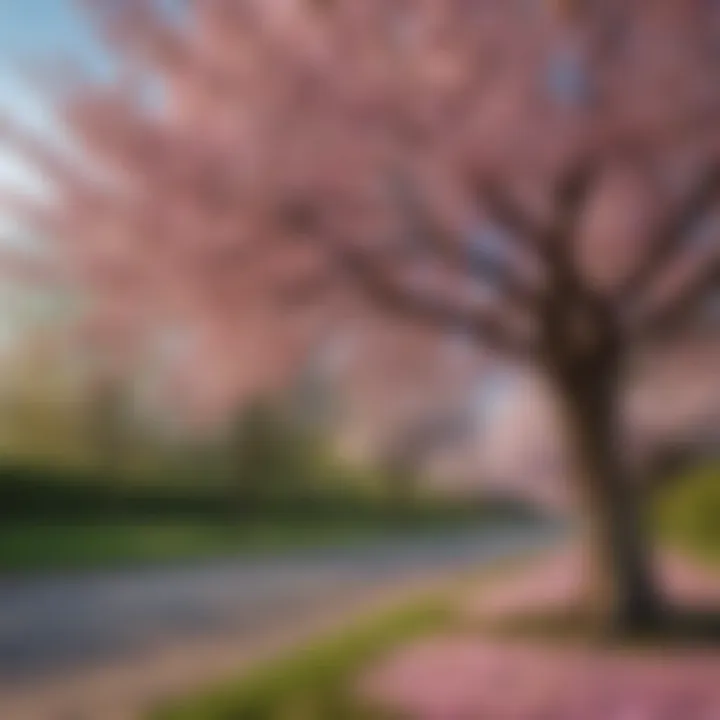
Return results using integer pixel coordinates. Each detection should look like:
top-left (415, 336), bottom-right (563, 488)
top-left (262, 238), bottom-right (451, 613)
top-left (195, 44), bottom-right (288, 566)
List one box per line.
top-left (0, 0), bottom-right (106, 216)
top-left (0, 0), bottom-right (102, 120)
top-left (0, 1), bottom-right (87, 56)
top-left (0, 1), bottom-right (107, 341)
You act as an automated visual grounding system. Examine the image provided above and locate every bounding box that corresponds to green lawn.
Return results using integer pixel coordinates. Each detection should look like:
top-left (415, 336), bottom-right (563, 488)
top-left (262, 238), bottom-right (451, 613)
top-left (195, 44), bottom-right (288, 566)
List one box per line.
top-left (149, 554), bottom-right (546, 720)
top-left (0, 518), bottom-right (497, 573)
top-left (0, 521), bottom-right (394, 573)
top-left (153, 594), bottom-right (453, 720)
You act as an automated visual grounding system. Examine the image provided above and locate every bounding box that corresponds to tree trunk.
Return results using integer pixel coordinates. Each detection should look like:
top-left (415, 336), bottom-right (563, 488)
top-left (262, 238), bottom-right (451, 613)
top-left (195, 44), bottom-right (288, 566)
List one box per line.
top-left (550, 358), bottom-right (664, 635)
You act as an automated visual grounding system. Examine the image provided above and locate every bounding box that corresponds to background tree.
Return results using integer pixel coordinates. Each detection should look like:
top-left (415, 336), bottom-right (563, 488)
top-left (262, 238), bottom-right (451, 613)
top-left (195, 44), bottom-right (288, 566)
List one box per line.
top-left (377, 410), bottom-right (475, 509)
top-left (0, 326), bottom-right (87, 467)
top-left (228, 400), bottom-right (302, 502)
top-left (2, 0), bottom-right (719, 631)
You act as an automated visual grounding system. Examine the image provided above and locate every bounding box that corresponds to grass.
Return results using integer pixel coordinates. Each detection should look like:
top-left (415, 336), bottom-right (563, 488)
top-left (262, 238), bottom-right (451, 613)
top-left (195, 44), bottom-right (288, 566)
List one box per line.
top-left (0, 517), bottom-right (505, 574)
top-left (149, 551), bottom-right (551, 720)
top-left (152, 595), bottom-right (453, 720)
top-left (0, 521), bottom-right (359, 573)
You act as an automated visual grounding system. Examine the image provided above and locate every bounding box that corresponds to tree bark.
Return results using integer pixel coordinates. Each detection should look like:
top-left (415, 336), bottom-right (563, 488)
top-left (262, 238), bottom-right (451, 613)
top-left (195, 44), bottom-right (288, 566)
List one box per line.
top-left (551, 358), bottom-right (664, 635)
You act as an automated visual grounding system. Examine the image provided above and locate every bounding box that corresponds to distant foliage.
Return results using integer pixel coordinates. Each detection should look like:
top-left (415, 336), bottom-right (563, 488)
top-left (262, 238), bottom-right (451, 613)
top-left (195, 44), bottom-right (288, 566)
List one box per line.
top-left (657, 464), bottom-right (720, 564)
top-left (227, 399), bottom-right (336, 500)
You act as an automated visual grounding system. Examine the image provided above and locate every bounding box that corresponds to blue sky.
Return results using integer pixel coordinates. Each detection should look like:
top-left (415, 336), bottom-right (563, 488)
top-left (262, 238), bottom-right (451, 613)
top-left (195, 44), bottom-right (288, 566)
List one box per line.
top-left (0, 0), bottom-right (109, 341)
top-left (0, 0), bottom-right (100, 70)
top-left (0, 1), bottom-right (106, 237)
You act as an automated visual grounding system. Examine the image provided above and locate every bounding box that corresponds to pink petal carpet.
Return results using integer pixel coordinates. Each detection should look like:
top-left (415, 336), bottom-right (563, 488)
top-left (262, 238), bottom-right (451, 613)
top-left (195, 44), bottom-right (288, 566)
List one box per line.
top-left (358, 551), bottom-right (720, 719)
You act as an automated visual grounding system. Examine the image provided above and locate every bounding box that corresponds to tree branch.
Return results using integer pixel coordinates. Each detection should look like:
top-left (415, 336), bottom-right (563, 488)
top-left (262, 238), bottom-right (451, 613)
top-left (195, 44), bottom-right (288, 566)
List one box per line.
top-left (393, 173), bottom-right (540, 311)
top-left (327, 240), bottom-right (532, 357)
top-left (279, 196), bottom-right (534, 357)
top-left (617, 164), bottom-right (720, 302)
top-left (634, 259), bottom-right (719, 342)
top-left (541, 159), bottom-right (600, 305)
top-left (474, 178), bottom-right (550, 258)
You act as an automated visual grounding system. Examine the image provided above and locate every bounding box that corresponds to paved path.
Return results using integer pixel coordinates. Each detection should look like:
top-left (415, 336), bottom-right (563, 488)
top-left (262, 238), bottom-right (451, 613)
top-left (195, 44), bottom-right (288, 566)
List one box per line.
top-left (0, 523), bottom-right (554, 690)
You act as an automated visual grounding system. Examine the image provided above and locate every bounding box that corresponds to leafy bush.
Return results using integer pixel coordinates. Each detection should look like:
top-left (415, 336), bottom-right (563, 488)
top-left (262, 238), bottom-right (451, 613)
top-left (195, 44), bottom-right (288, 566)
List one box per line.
top-left (656, 464), bottom-right (720, 564)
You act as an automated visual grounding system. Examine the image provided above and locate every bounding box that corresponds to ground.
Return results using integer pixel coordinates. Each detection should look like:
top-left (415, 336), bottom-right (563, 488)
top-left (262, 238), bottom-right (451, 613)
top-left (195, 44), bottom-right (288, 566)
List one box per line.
top-left (358, 550), bottom-right (720, 719)
top-left (136, 467), bottom-right (720, 719)
top-left (149, 467), bottom-right (720, 719)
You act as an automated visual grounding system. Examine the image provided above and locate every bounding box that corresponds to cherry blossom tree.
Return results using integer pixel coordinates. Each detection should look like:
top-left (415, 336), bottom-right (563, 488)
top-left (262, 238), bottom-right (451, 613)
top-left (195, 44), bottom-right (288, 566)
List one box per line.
top-left (2, 0), bottom-right (719, 631)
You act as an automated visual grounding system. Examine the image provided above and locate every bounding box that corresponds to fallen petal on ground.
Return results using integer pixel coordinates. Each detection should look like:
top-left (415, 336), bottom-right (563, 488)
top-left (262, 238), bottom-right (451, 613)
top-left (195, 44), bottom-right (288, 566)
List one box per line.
top-left (359, 553), bottom-right (720, 719)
